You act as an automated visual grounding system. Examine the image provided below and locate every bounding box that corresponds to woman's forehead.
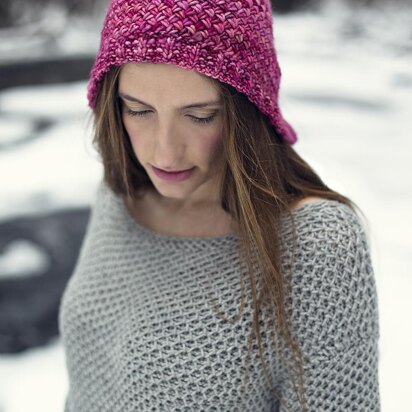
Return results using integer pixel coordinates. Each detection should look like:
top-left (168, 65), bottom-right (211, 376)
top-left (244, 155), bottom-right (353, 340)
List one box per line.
top-left (118, 63), bottom-right (221, 100)
top-left (119, 62), bottom-right (218, 86)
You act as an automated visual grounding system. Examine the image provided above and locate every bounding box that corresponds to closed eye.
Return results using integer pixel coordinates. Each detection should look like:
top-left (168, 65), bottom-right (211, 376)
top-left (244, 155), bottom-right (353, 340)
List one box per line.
top-left (125, 109), bottom-right (216, 124)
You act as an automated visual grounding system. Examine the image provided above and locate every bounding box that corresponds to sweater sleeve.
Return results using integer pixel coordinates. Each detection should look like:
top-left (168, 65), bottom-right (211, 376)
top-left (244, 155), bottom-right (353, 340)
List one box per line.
top-left (277, 203), bottom-right (381, 412)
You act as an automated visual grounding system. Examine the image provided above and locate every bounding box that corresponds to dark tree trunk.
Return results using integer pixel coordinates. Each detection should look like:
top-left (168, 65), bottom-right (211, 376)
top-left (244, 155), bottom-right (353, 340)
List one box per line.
top-left (270, 0), bottom-right (323, 13)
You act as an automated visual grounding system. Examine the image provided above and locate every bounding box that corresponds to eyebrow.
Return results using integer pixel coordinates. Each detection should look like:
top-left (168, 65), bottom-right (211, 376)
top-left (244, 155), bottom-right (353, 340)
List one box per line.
top-left (118, 93), bottom-right (222, 110)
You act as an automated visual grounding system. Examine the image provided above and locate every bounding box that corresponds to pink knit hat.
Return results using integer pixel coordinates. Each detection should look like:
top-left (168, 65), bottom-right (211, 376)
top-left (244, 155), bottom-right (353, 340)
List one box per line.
top-left (87, 0), bottom-right (298, 145)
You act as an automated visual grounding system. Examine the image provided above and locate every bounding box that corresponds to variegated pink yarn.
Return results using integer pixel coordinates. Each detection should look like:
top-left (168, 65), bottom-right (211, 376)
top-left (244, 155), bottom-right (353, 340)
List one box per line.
top-left (87, 0), bottom-right (298, 144)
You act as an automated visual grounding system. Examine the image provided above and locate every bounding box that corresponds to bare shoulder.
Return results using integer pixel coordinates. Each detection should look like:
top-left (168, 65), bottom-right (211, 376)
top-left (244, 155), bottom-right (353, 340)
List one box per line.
top-left (292, 196), bottom-right (324, 210)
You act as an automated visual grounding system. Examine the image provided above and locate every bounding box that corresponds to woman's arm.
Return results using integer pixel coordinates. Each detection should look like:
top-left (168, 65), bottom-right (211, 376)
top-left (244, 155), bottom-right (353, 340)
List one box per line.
top-left (278, 204), bottom-right (381, 411)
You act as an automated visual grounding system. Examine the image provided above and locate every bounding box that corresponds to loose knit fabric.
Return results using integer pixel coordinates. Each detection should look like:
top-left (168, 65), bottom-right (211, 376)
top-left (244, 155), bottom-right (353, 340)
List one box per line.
top-left (59, 181), bottom-right (381, 411)
top-left (87, 0), bottom-right (298, 145)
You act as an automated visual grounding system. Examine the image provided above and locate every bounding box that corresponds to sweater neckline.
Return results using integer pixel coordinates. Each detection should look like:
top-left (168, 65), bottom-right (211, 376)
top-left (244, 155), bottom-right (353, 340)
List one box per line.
top-left (116, 193), bottom-right (239, 244)
top-left (111, 187), bottom-right (332, 244)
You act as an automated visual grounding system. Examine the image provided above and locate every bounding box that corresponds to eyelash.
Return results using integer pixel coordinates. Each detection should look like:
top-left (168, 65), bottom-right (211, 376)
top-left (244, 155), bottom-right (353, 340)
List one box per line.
top-left (125, 109), bottom-right (216, 124)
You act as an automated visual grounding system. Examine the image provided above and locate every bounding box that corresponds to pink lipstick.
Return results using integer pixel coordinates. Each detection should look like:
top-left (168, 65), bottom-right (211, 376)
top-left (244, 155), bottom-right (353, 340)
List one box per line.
top-left (152, 165), bottom-right (195, 182)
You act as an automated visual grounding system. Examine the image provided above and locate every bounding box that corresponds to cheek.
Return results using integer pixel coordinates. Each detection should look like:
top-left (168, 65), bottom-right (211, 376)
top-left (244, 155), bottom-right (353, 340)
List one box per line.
top-left (197, 132), bottom-right (224, 164)
top-left (122, 116), bottom-right (148, 156)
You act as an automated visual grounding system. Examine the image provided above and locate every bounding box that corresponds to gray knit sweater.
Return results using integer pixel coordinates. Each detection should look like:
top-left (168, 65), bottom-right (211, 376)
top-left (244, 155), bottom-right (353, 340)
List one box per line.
top-left (59, 180), bottom-right (381, 412)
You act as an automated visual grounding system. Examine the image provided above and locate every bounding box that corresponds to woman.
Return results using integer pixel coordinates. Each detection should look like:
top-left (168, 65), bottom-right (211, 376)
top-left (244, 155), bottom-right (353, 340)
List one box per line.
top-left (59, 0), bottom-right (381, 411)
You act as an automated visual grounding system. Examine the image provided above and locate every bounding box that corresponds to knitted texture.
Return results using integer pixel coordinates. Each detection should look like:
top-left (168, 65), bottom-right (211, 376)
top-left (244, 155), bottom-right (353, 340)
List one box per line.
top-left (87, 0), bottom-right (298, 145)
top-left (59, 181), bottom-right (381, 411)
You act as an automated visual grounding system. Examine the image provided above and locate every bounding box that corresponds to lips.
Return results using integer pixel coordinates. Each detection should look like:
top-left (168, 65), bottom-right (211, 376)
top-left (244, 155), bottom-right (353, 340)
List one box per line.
top-left (151, 165), bottom-right (195, 182)
top-left (154, 166), bottom-right (192, 173)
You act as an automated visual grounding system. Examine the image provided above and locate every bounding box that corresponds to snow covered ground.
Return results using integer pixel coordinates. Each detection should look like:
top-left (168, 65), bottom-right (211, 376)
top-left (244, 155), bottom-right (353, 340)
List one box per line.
top-left (0, 1), bottom-right (411, 411)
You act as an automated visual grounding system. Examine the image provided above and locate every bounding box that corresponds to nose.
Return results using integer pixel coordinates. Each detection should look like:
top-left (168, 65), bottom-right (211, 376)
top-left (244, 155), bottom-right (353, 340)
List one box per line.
top-left (152, 120), bottom-right (185, 170)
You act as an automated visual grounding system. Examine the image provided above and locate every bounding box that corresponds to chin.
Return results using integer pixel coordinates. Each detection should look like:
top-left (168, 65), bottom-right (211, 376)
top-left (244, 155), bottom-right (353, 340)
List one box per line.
top-left (147, 175), bottom-right (187, 192)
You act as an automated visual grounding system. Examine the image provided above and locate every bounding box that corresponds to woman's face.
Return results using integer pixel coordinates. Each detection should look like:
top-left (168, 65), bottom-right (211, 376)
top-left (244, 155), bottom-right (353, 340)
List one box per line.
top-left (118, 62), bottom-right (225, 211)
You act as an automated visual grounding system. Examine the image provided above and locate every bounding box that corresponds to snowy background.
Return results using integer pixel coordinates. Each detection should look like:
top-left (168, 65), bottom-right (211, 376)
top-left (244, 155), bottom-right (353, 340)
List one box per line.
top-left (0, 0), bottom-right (411, 411)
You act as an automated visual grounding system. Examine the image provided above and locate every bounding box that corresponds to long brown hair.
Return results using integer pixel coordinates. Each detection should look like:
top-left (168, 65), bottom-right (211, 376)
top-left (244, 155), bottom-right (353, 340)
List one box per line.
top-left (88, 65), bottom-right (367, 411)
